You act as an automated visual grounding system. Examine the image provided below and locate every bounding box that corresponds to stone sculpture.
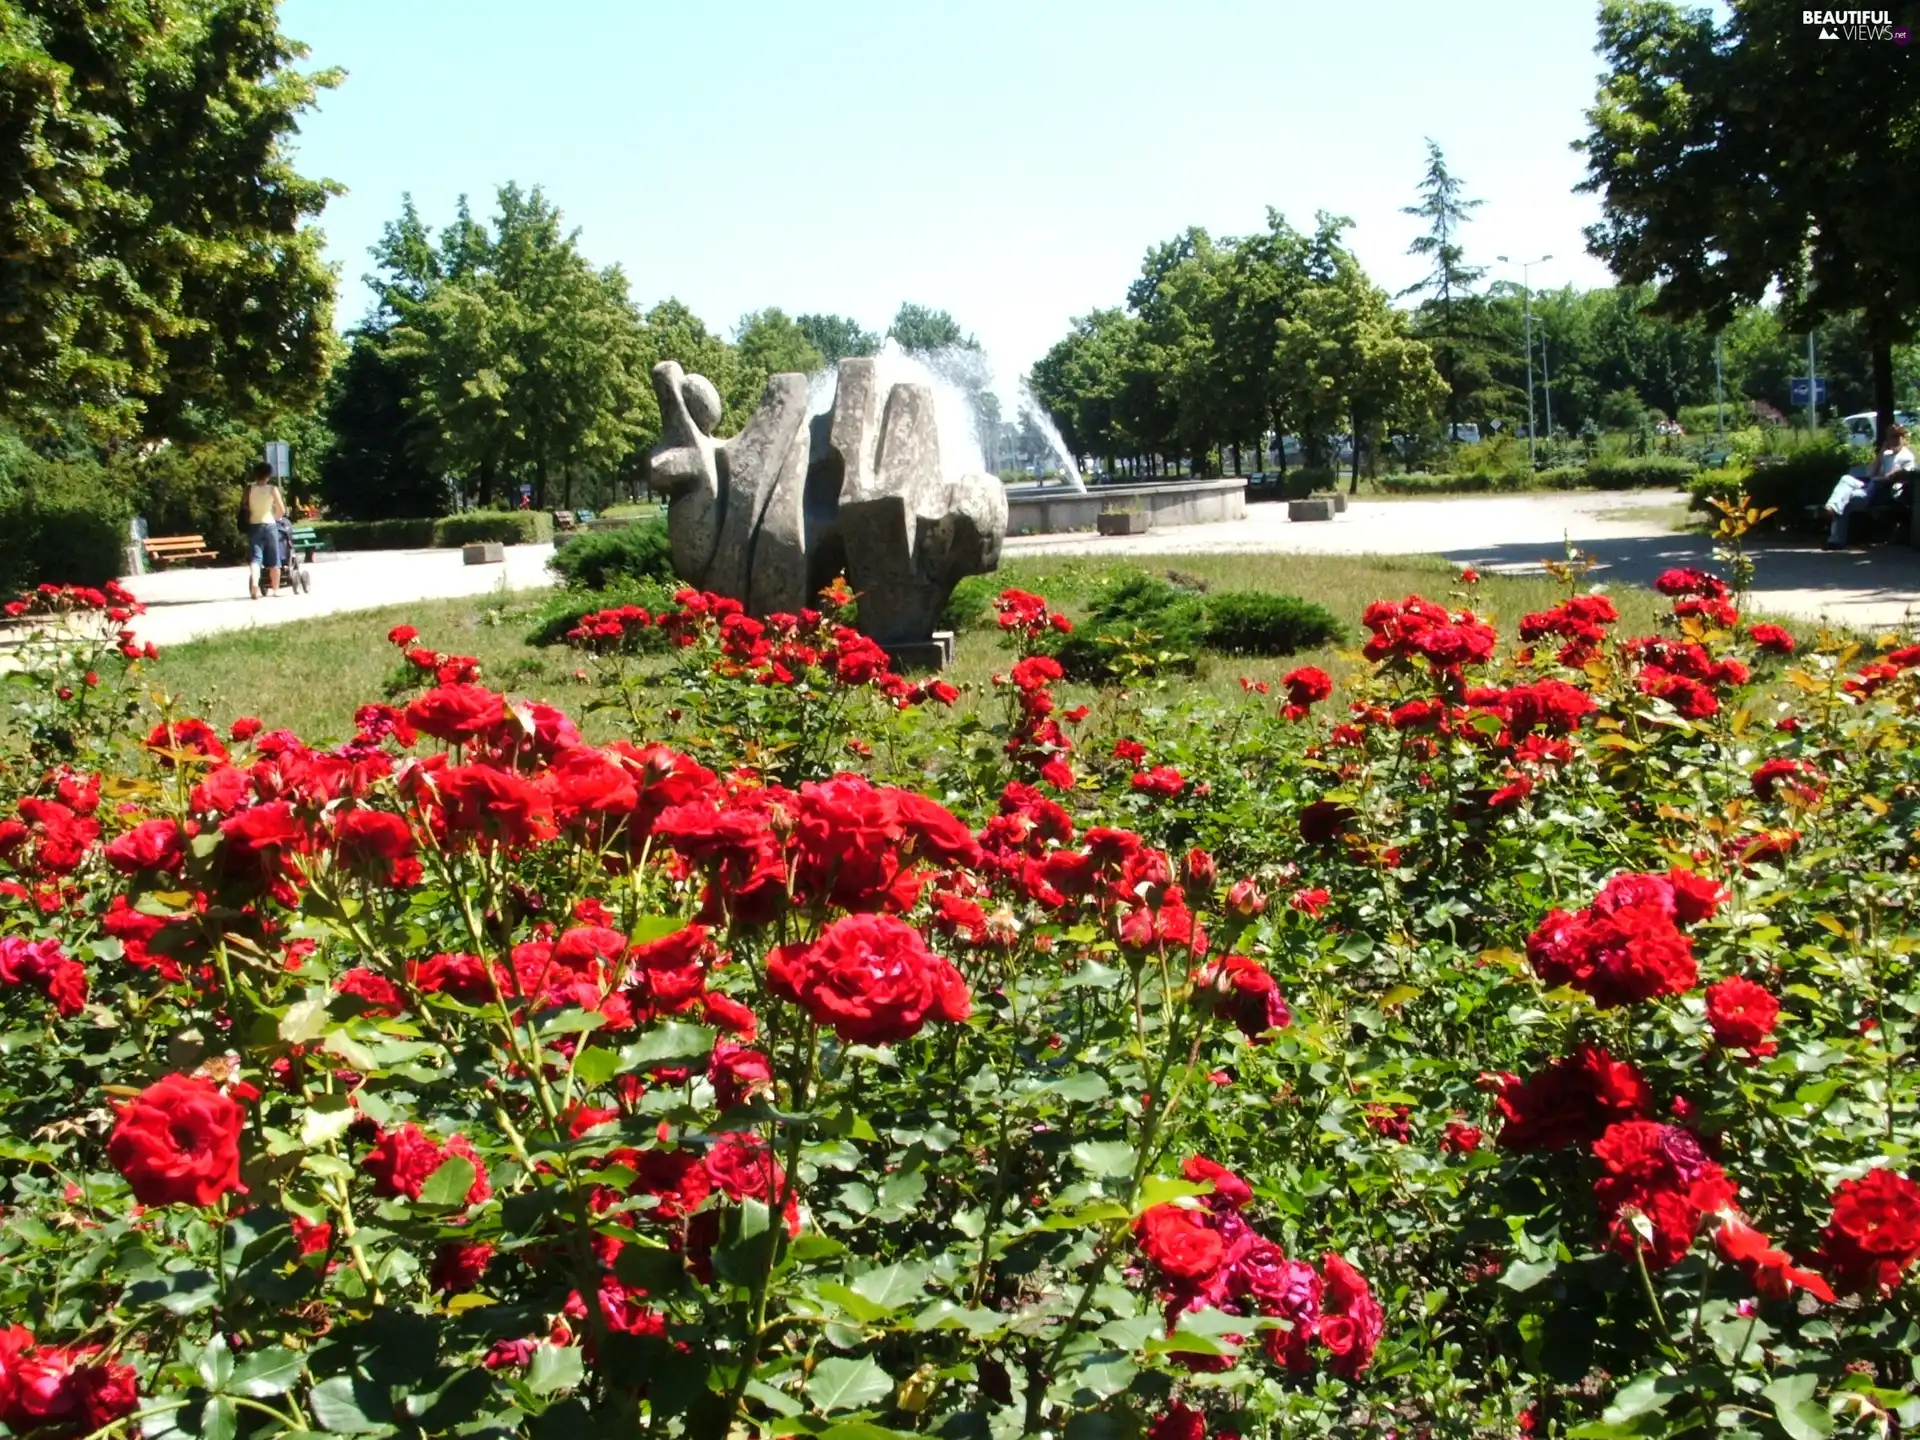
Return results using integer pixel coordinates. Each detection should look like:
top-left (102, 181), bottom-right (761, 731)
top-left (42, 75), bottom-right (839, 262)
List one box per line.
top-left (648, 358), bottom-right (1006, 668)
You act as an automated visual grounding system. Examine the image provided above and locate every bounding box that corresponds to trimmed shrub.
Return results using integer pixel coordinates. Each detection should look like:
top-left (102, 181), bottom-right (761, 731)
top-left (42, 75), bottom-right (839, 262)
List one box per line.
top-left (524, 579), bottom-right (679, 648)
top-left (0, 458), bottom-right (130, 591)
top-left (547, 518), bottom-right (675, 591)
top-left (308, 518), bottom-right (438, 551)
top-left (1203, 591), bottom-right (1344, 656)
top-left (1688, 443), bottom-right (1855, 530)
top-left (941, 574), bottom-right (996, 631)
top-left (1053, 573), bottom-right (1208, 679)
top-left (433, 510), bottom-right (554, 547)
top-left (1581, 456), bottom-right (1697, 489)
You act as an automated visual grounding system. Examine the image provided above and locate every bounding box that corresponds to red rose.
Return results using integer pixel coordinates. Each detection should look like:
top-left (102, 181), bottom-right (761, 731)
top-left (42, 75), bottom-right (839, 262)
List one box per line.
top-left (1819, 1168), bottom-right (1920, 1294)
top-left (0, 936), bottom-right (88, 1018)
top-left (331, 809), bottom-right (417, 881)
top-left (1113, 738), bottom-right (1146, 764)
top-left (1442, 1120), bottom-right (1483, 1154)
top-left (337, 967), bottom-right (405, 1017)
top-left (1135, 1204), bottom-right (1225, 1280)
top-left (190, 765), bottom-right (252, 816)
top-left (543, 747), bottom-right (640, 830)
top-left (363, 1124), bottom-right (490, 1206)
top-left (1298, 800), bottom-right (1354, 845)
top-left (1194, 952), bottom-right (1290, 1042)
top-left (1747, 623), bottom-right (1795, 655)
top-left (1494, 1045), bottom-right (1653, 1151)
top-left (1714, 1215), bottom-right (1834, 1303)
top-left (1318, 1252), bottom-right (1384, 1377)
top-left (766, 913), bottom-right (970, 1045)
top-left (1132, 766), bottom-right (1186, 797)
top-left (405, 684), bottom-right (507, 744)
top-left (1592, 1121), bottom-right (1731, 1270)
top-left (1182, 1155), bottom-right (1252, 1211)
top-left (388, 624), bottom-right (419, 647)
top-left (437, 764), bottom-right (558, 849)
top-left (1750, 757), bottom-right (1823, 805)
top-left (144, 718), bottom-right (229, 767)
top-left (106, 1073), bottom-right (244, 1207)
top-left (1705, 976), bottom-right (1779, 1052)
top-left (429, 1241), bottom-right (495, 1293)
top-left (1148, 1403), bottom-right (1208, 1440)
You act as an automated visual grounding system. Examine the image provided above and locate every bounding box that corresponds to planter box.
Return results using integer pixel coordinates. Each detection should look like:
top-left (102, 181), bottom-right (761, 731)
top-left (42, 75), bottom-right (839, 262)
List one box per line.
top-left (462, 542), bottom-right (505, 565)
top-left (1314, 491), bottom-right (1348, 513)
top-left (1288, 499), bottom-right (1334, 522)
top-left (1097, 510), bottom-right (1150, 536)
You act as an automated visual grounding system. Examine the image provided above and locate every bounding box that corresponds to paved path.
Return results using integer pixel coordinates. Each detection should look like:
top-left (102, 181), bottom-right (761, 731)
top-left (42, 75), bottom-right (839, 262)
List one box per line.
top-left (121, 545), bottom-right (559, 648)
top-left (1006, 489), bottom-right (1920, 631)
top-left (115, 491), bottom-right (1920, 648)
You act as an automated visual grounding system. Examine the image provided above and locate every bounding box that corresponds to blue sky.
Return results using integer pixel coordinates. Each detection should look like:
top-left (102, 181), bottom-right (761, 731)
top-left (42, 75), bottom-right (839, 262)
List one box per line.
top-left (282, 0), bottom-right (1636, 372)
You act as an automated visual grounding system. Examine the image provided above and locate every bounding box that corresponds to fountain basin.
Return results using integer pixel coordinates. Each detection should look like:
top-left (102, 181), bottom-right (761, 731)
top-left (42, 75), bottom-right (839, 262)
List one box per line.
top-left (1005, 477), bottom-right (1246, 537)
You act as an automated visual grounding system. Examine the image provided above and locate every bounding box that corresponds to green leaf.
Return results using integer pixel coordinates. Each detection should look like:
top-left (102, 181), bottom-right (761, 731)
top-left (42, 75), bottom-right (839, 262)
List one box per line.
top-left (1603, 1372), bottom-right (1688, 1424)
top-left (127, 1269), bottom-right (219, 1315)
top-left (299, 1103), bottom-right (357, 1148)
top-left (849, 1262), bottom-right (931, 1313)
top-left (1498, 1257), bottom-right (1557, 1292)
top-left (526, 1343), bottom-right (585, 1396)
top-left (1070, 1141), bottom-right (1135, 1178)
top-left (279, 997), bottom-right (329, 1044)
top-left (572, 1046), bottom-right (620, 1089)
top-left (308, 1375), bottom-right (390, 1433)
top-left (813, 1283), bottom-right (893, 1325)
top-left (197, 1335), bottom-right (234, 1393)
top-left (200, 1396), bottom-right (237, 1440)
top-left (416, 1156), bottom-right (477, 1208)
top-left (229, 1347), bottom-right (306, 1399)
top-left (1064, 1415), bottom-right (1127, 1440)
top-left (1764, 1374), bottom-right (1833, 1440)
top-left (1050, 1071), bottom-right (1109, 1103)
top-left (537, 1006), bottom-right (605, 1037)
top-left (620, 1022), bottom-right (716, 1072)
top-left (807, 1356), bottom-right (894, 1413)
top-left (1135, 1176), bottom-right (1209, 1211)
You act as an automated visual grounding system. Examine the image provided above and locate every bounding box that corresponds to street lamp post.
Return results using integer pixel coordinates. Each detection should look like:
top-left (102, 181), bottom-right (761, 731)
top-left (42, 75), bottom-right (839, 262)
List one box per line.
top-left (1498, 254), bottom-right (1552, 468)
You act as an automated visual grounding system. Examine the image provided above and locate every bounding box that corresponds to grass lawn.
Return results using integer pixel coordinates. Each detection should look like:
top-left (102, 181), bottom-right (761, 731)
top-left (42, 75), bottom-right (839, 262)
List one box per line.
top-left (151, 551), bottom-right (1708, 742)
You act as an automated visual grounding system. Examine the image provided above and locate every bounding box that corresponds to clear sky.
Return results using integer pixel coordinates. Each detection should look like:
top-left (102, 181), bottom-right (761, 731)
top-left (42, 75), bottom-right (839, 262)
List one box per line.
top-left (281, 0), bottom-right (1634, 373)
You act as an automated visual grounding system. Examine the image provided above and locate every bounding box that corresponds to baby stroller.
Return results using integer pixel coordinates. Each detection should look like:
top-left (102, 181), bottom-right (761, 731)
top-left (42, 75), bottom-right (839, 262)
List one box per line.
top-left (276, 516), bottom-right (311, 594)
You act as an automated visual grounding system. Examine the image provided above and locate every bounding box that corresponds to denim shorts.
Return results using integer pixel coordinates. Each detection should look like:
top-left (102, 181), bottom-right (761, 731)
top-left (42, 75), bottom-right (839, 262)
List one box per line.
top-left (250, 521), bottom-right (282, 568)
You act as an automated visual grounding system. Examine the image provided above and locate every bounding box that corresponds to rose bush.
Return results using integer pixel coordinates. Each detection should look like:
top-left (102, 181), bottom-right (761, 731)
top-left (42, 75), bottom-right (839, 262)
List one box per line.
top-left (0, 557), bottom-right (1916, 1439)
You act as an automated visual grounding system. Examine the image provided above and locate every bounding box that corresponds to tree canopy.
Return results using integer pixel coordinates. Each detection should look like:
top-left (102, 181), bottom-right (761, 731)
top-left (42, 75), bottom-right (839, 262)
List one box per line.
top-left (795, 313), bottom-right (879, 365)
top-left (887, 304), bottom-right (976, 354)
top-left (0, 0), bottom-right (340, 442)
top-left (1580, 0), bottom-right (1920, 430)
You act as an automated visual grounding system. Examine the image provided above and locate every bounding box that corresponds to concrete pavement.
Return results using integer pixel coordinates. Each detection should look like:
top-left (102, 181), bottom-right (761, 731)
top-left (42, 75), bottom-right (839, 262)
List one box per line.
top-left (112, 491), bottom-right (1920, 648)
top-left (121, 544), bottom-right (559, 648)
top-left (1005, 489), bottom-right (1920, 631)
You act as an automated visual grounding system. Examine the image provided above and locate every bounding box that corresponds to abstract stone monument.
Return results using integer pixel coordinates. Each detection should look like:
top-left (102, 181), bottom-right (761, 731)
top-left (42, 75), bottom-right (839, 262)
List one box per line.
top-left (648, 358), bottom-right (1006, 667)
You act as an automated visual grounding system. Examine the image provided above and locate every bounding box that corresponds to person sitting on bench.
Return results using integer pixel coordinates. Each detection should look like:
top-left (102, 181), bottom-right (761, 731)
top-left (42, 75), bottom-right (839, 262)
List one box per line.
top-left (1824, 423), bottom-right (1913, 548)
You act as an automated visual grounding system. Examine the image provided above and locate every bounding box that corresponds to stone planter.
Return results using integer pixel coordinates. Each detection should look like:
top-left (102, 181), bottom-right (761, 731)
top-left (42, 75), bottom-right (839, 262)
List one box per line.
top-left (462, 542), bottom-right (505, 565)
top-left (1314, 491), bottom-right (1348, 513)
top-left (1288, 499), bottom-right (1334, 522)
top-left (1097, 510), bottom-right (1150, 536)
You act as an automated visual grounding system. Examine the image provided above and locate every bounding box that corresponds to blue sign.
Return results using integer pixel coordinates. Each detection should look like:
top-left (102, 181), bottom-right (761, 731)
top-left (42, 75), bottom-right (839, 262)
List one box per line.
top-left (1789, 377), bottom-right (1827, 405)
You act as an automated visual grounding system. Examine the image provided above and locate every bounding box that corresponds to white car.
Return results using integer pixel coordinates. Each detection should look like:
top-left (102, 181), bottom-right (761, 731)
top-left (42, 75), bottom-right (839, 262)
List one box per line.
top-left (1841, 411), bottom-right (1917, 443)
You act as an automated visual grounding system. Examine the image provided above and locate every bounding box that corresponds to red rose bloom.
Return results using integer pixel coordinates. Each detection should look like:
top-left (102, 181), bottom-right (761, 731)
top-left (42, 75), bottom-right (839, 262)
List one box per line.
top-left (1592, 1120), bottom-right (1733, 1269)
top-left (1148, 1403), bottom-right (1208, 1440)
top-left (1819, 1168), bottom-right (1920, 1295)
top-left (1747, 623), bottom-right (1795, 655)
top-left (331, 809), bottom-right (417, 882)
top-left (363, 1124), bottom-right (490, 1206)
top-left (106, 1073), bottom-right (245, 1207)
top-left (429, 1241), bottom-right (495, 1293)
top-left (1705, 976), bottom-right (1780, 1052)
top-left (1318, 1252), bottom-right (1384, 1377)
top-left (145, 718), bottom-right (229, 767)
top-left (437, 764), bottom-right (558, 849)
top-left (405, 684), bottom-right (507, 745)
top-left (1132, 766), bottom-right (1186, 797)
top-left (1494, 1045), bottom-right (1653, 1151)
top-left (1298, 800), bottom-right (1354, 845)
top-left (1750, 757), bottom-right (1823, 805)
top-left (1135, 1203), bottom-right (1226, 1281)
top-left (1194, 952), bottom-right (1291, 1042)
top-left (766, 913), bottom-right (970, 1045)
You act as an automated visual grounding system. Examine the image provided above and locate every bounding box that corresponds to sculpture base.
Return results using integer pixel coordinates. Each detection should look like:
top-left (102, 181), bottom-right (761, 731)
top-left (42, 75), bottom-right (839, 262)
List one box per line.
top-left (882, 630), bottom-right (955, 673)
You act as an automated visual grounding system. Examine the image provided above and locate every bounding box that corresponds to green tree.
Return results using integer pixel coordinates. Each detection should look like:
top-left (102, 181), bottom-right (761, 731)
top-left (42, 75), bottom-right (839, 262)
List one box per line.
top-left (794, 313), bottom-right (879, 364)
top-left (887, 304), bottom-right (976, 353)
top-left (734, 309), bottom-right (826, 401)
top-left (1579, 0), bottom-right (1920, 437)
top-left (1274, 249), bottom-right (1445, 491)
top-left (0, 0), bottom-right (341, 441)
top-left (1030, 309), bottom-right (1140, 475)
top-left (642, 298), bottom-right (743, 433)
top-left (1400, 140), bottom-right (1493, 440)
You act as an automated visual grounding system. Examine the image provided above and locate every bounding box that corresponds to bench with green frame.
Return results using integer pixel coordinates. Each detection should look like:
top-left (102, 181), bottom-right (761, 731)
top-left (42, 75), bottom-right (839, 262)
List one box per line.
top-left (287, 525), bottom-right (325, 560)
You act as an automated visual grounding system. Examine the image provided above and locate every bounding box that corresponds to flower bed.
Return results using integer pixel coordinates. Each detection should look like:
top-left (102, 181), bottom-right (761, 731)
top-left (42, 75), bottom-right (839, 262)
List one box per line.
top-left (0, 555), bottom-right (1917, 1439)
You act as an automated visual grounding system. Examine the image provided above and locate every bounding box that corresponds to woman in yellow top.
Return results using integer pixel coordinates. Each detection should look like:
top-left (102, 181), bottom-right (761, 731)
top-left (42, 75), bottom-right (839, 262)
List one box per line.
top-left (243, 461), bottom-right (286, 598)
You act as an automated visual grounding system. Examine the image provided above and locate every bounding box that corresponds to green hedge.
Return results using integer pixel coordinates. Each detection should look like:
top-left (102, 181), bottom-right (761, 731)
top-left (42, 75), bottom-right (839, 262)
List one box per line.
top-left (307, 512), bottom-right (556, 552)
top-left (0, 459), bottom-right (131, 592)
top-left (433, 510), bottom-right (554, 547)
top-left (1687, 444), bottom-right (1855, 531)
top-left (547, 519), bottom-right (675, 591)
top-left (1581, 455), bottom-right (1697, 489)
top-left (308, 518), bottom-right (438, 551)
top-left (1051, 572), bottom-right (1343, 680)
top-left (1203, 591), bottom-right (1343, 655)
top-left (524, 580), bottom-right (679, 647)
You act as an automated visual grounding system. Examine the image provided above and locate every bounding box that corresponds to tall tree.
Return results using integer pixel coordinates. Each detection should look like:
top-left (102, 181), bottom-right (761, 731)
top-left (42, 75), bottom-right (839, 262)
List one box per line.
top-left (795, 313), bottom-right (879, 365)
top-left (887, 304), bottom-right (976, 353)
top-left (1401, 140), bottom-right (1490, 440)
top-left (734, 309), bottom-right (825, 395)
top-left (1579, 0), bottom-right (1920, 438)
top-left (0, 0), bottom-right (341, 442)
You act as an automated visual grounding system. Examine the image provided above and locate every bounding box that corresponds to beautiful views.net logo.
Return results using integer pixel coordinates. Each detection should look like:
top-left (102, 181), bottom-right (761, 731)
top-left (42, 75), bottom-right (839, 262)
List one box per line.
top-left (1801, 8), bottom-right (1908, 40)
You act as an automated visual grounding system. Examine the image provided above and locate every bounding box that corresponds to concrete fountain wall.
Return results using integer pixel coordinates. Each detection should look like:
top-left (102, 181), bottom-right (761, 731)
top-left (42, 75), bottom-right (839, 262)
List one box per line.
top-left (1003, 477), bottom-right (1247, 536)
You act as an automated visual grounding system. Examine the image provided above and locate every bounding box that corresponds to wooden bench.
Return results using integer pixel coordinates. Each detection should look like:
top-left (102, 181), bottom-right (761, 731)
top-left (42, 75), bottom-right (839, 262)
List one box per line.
top-left (287, 525), bottom-right (324, 560)
top-left (144, 534), bottom-right (219, 567)
top-left (552, 511), bottom-right (578, 532)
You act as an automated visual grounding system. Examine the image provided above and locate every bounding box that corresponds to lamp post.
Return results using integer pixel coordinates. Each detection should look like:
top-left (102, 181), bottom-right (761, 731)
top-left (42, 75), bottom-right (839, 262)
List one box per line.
top-left (1498, 254), bottom-right (1552, 468)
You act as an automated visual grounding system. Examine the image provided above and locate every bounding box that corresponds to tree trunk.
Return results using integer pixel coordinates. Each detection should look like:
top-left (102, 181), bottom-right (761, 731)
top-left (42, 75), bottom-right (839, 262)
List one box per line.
top-left (1348, 406), bottom-right (1361, 495)
top-left (1873, 339), bottom-right (1896, 445)
top-left (1230, 442), bottom-right (1241, 476)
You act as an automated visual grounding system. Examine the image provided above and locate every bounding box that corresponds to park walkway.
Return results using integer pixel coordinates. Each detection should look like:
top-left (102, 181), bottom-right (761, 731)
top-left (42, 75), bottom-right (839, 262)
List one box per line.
top-left (121, 544), bottom-right (558, 648)
top-left (116, 491), bottom-right (1920, 648)
top-left (1007, 488), bottom-right (1920, 631)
